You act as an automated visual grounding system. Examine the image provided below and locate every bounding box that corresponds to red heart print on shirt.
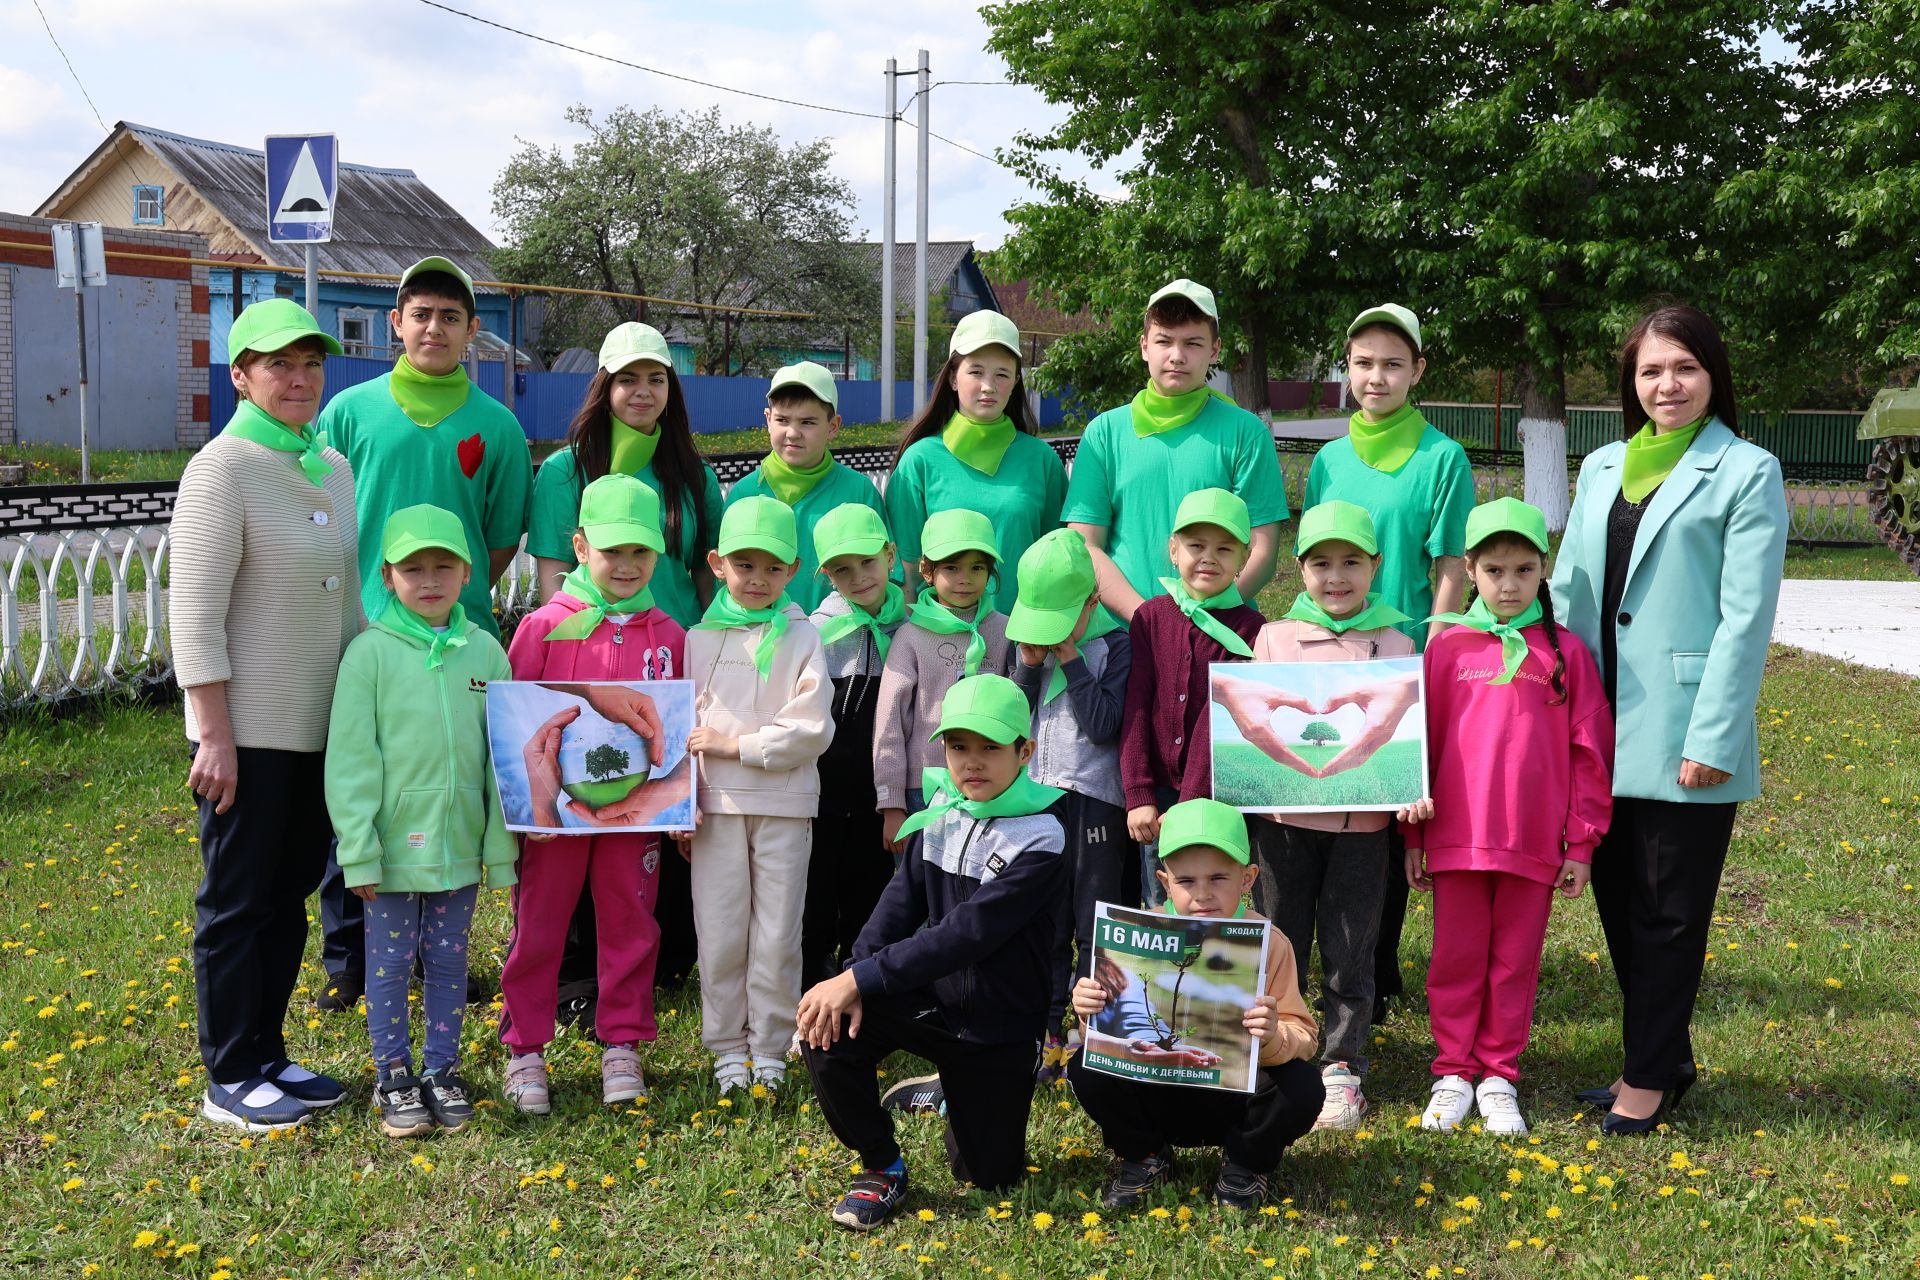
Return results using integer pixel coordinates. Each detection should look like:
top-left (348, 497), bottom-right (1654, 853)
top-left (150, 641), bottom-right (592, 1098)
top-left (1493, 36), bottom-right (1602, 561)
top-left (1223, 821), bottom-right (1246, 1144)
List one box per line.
top-left (457, 433), bottom-right (484, 479)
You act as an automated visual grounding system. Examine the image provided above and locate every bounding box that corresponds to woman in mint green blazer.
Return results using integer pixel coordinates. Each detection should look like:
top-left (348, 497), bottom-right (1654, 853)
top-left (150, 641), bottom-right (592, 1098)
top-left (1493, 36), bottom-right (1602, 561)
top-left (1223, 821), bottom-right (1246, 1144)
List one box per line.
top-left (1549, 305), bottom-right (1786, 1136)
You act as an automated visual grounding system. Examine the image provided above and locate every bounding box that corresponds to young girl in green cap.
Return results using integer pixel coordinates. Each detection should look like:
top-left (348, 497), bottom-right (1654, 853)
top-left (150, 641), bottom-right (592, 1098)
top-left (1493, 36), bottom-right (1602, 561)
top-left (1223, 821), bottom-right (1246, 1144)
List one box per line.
top-left (324, 504), bottom-right (517, 1139)
top-left (885, 311), bottom-right (1066, 612)
top-left (871, 509), bottom-right (1015, 851)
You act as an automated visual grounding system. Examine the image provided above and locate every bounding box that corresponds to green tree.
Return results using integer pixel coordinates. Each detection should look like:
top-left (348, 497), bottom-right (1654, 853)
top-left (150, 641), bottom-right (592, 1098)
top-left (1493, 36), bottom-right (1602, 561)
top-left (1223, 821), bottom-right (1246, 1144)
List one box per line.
top-left (583, 743), bottom-right (631, 782)
top-left (1300, 721), bottom-right (1341, 746)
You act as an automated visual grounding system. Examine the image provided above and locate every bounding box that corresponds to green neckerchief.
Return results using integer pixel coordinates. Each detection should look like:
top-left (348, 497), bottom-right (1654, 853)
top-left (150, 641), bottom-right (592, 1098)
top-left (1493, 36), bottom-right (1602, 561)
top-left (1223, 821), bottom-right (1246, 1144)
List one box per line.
top-left (1130, 383), bottom-right (1235, 437)
top-left (389, 355), bottom-right (471, 428)
top-left (896, 766), bottom-right (1065, 840)
top-left (1282, 591), bottom-right (1412, 636)
top-left (222, 400), bottom-right (332, 488)
top-left (758, 450), bottom-right (834, 506)
top-left (941, 411), bottom-right (1016, 476)
top-left (908, 588), bottom-right (990, 675)
top-left (1620, 418), bottom-right (1704, 504)
top-left (1038, 604), bottom-right (1124, 704)
top-left (1158, 577), bottom-right (1256, 658)
top-left (817, 582), bottom-right (908, 664)
top-left (693, 589), bottom-right (794, 680)
top-left (610, 419), bottom-right (661, 475)
top-left (1346, 402), bottom-right (1426, 473)
top-left (1161, 898), bottom-right (1250, 920)
top-left (382, 599), bottom-right (470, 671)
top-left (545, 564), bottom-right (656, 642)
top-left (1426, 596), bottom-right (1544, 685)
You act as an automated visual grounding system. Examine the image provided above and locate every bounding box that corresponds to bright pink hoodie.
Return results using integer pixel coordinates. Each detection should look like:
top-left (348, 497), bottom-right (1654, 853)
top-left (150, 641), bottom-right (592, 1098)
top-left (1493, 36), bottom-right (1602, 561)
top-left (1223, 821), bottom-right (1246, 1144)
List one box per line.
top-left (507, 593), bottom-right (686, 683)
top-left (1403, 622), bottom-right (1614, 886)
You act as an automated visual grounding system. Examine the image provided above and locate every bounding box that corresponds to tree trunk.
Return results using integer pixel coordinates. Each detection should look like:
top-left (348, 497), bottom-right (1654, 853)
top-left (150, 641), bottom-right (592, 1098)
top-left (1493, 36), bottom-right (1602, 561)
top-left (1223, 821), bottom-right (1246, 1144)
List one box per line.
top-left (1516, 359), bottom-right (1572, 533)
top-left (1229, 314), bottom-right (1272, 422)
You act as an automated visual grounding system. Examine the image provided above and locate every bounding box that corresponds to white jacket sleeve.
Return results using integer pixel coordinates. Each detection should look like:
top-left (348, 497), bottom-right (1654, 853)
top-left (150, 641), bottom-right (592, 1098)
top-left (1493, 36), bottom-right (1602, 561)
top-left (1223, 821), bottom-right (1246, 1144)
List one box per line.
top-left (737, 625), bottom-right (836, 773)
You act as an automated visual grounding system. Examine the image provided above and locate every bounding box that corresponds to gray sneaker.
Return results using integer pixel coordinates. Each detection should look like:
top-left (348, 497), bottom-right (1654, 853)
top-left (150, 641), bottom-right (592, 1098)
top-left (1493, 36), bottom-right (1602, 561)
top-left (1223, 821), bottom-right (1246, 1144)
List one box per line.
top-left (375, 1072), bottom-right (434, 1138)
top-left (421, 1070), bottom-right (474, 1131)
top-left (602, 1047), bottom-right (646, 1106)
top-left (504, 1054), bottom-right (551, 1116)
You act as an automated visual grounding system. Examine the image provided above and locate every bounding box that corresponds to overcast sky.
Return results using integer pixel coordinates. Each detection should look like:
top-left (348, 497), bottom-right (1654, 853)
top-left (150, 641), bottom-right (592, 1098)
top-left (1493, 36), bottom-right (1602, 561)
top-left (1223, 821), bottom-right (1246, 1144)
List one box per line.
top-left (1, 0), bottom-right (1112, 256)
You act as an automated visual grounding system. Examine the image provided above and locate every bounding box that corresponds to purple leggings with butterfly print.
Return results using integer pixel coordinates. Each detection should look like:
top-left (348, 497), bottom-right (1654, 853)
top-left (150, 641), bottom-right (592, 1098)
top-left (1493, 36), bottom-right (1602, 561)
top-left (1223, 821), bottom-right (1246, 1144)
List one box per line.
top-left (363, 885), bottom-right (479, 1076)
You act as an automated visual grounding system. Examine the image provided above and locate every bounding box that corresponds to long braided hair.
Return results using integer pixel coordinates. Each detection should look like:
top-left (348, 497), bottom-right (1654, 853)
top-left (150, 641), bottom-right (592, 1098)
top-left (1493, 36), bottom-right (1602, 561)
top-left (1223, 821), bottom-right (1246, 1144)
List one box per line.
top-left (1464, 535), bottom-right (1567, 705)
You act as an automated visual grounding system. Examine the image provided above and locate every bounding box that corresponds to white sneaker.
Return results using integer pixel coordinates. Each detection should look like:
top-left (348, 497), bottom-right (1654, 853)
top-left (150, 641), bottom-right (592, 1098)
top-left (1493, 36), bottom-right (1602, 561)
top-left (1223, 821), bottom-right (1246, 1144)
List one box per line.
top-left (1313, 1062), bottom-right (1369, 1131)
top-left (751, 1063), bottom-right (785, 1092)
top-left (1421, 1074), bottom-right (1475, 1131)
top-left (714, 1052), bottom-right (751, 1096)
top-left (1475, 1075), bottom-right (1528, 1136)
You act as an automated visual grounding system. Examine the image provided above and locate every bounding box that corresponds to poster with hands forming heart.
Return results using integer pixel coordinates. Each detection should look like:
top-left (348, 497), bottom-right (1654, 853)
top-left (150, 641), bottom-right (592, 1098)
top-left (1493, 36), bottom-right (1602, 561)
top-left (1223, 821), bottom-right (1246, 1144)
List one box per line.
top-left (1208, 658), bottom-right (1428, 813)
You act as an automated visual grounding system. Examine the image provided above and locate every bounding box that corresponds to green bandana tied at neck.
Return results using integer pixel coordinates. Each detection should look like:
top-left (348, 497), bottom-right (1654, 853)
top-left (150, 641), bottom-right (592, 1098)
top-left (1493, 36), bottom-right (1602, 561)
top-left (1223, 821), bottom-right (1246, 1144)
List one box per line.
top-left (1158, 577), bottom-right (1256, 658)
top-left (1282, 591), bottom-right (1412, 635)
top-left (941, 411), bottom-right (1017, 475)
top-left (1426, 596), bottom-right (1544, 684)
top-left (757, 450), bottom-right (834, 506)
top-left (383, 599), bottom-right (469, 670)
top-left (1038, 605), bottom-right (1124, 704)
top-left (389, 356), bottom-right (471, 428)
top-left (693, 589), bottom-right (794, 680)
top-left (896, 766), bottom-right (1066, 840)
top-left (610, 419), bottom-right (661, 476)
top-left (1162, 898), bottom-right (1249, 920)
top-left (908, 588), bottom-right (990, 675)
top-left (545, 564), bottom-right (655, 642)
top-left (1346, 402), bottom-right (1426, 473)
top-left (221, 400), bottom-right (332, 488)
top-left (1130, 383), bottom-right (1235, 437)
top-left (816, 582), bottom-right (908, 664)
top-left (1619, 419), bottom-right (1704, 504)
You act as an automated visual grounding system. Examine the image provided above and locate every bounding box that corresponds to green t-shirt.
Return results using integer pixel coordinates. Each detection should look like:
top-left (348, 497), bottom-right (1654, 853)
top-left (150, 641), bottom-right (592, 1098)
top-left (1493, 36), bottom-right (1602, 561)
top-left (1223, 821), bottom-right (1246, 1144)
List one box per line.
top-left (725, 458), bottom-right (890, 613)
top-left (525, 445), bottom-right (724, 629)
top-left (885, 431), bottom-right (1067, 613)
top-left (1303, 422), bottom-right (1475, 649)
top-left (316, 373), bottom-right (532, 638)
top-left (1061, 395), bottom-right (1289, 601)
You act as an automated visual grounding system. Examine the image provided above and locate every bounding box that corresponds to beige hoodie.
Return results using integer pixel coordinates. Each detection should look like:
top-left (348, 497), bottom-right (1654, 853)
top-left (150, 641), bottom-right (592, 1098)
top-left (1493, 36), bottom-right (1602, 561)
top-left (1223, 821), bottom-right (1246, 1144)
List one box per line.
top-left (687, 604), bottom-right (835, 818)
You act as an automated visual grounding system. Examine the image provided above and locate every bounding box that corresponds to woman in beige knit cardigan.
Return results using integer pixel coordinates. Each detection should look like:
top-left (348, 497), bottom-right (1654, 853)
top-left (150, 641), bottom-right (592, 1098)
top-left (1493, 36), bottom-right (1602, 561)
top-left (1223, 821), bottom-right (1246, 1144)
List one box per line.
top-left (171, 299), bottom-right (362, 1131)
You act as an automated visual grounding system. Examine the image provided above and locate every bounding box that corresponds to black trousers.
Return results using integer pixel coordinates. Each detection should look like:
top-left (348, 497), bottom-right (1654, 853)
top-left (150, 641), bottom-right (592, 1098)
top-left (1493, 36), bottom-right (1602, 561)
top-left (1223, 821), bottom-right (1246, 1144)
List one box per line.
top-left (801, 995), bottom-right (1038, 1189)
top-left (1590, 796), bottom-right (1738, 1090)
top-left (191, 745), bottom-right (330, 1081)
top-left (652, 840), bottom-right (697, 987)
top-left (1048, 790), bottom-right (1136, 1026)
top-left (1372, 827), bottom-right (1410, 1003)
top-left (802, 779), bottom-right (897, 986)
top-left (1066, 1050), bottom-right (1321, 1174)
top-left (317, 842), bottom-right (363, 983)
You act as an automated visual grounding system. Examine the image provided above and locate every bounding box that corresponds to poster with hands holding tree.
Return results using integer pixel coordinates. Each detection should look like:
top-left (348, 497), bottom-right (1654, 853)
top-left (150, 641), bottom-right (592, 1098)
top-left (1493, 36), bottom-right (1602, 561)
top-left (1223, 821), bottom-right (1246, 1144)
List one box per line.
top-left (1208, 658), bottom-right (1427, 812)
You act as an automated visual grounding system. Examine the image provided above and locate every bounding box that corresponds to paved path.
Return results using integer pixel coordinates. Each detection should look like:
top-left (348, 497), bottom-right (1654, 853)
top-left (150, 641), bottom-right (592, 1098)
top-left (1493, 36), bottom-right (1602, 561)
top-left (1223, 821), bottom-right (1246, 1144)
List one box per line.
top-left (1773, 579), bottom-right (1920, 677)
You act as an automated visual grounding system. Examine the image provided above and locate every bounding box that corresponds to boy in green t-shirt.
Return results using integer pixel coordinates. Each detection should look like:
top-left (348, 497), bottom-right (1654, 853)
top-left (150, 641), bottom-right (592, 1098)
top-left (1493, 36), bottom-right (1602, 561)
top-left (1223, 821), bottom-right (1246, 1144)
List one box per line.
top-left (725, 361), bottom-right (890, 613)
top-left (1063, 279), bottom-right (1289, 621)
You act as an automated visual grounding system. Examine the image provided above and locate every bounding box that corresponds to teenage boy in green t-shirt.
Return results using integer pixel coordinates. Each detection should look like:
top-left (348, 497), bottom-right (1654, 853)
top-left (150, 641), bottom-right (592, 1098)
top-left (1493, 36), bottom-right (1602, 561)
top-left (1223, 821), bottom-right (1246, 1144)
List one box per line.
top-left (1063, 279), bottom-right (1289, 621)
top-left (725, 361), bottom-right (890, 613)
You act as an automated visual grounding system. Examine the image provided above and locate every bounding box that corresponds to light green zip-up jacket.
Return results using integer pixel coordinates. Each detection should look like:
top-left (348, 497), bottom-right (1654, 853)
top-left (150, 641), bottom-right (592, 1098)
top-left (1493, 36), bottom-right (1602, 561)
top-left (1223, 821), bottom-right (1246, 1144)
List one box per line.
top-left (324, 611), bottom-right (518, 892)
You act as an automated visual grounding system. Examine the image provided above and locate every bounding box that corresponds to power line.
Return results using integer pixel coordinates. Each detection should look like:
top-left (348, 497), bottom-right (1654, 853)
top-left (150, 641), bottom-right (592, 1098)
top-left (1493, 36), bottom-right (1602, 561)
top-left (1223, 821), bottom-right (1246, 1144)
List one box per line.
top-left (30, 0), bottom-right (106, 132)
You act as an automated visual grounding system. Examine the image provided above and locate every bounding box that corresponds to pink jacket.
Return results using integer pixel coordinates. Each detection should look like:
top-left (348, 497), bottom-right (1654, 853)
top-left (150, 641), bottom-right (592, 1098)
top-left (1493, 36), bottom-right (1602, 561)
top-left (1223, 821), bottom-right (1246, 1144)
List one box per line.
top-left (1251, 617), bottom-right (1416, 834)
top-left (1404, 622), bottom-right (1614, 886)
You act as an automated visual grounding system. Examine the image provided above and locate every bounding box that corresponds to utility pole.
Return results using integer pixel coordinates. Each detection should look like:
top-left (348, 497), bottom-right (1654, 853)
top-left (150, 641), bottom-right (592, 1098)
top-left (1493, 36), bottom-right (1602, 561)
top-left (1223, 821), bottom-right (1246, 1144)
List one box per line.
top-left (912, 48), bottom-right (930, 416)
top-left (880, 58), bottom-right (898, 423)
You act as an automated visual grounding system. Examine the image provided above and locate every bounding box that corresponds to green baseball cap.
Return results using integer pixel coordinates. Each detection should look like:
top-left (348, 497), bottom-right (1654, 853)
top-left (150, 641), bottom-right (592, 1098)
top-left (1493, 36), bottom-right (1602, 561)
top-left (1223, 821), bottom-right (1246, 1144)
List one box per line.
top-left (1346, 303), bottom-right (1422, 354)
top-left (813, 503), bottom-right (890, 565)
top-left (398, 255), bottom-right (477, 312)
top-left (928, 673), bottom-right (1032, 745)
top-left (1005, 529), bottom-right (1096, 646)
top-left (1148, 278), bottom-right (1218, 321)
top-left (381, 503), bottom-right (470, 565)
top-left (920, 509), bottom-right (1000, 563)
top-left (1157, 797), bottom-right (1250, 865)
top-left (717, 495), bottom-right (799, 563)
top-left (599, 322), bottom-right (673, 374)
top-left (1172, 487), bottom-right (1251, 544)
top-left (767, 360), bottom-right (838, 410)
top-left (1465, 496), bottom-right (1551, 555)
top-left (950, 310), bottom-right (1022, 358)
top-left (1295, 500), bottom-right (1379, 557)
top-left (227, 297), bottom-right (343, 363)
top-left (578, 473), bottom-right (665, 552)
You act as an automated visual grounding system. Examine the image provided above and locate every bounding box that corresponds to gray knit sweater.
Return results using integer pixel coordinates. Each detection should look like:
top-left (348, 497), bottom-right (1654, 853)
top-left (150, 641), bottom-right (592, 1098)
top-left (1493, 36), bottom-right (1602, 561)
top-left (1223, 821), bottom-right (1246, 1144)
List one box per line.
top-left (870, 606), bottom-right (1013, 810)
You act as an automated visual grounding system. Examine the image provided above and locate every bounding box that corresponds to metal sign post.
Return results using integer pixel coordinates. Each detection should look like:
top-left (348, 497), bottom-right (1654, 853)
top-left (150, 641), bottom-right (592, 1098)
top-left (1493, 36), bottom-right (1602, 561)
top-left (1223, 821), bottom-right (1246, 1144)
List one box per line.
top-left (52, 222), bottom-right (106, 483)
top-left (264, 133), bottom-right (338, 318)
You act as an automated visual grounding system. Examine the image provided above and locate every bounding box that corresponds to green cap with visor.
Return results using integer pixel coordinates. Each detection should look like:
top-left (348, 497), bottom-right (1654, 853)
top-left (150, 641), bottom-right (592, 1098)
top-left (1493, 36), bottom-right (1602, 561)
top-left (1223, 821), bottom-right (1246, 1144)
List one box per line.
top-left (1172, 487), bottom-right (1251, 544)
top-left (928, 673), bottom-right (1032, 745)
top-left (1465, 496), bottom-right (1551, 555)
top-left (920, 509), bottom-right (1000, 563)
top-left (1156, 797), bottom-right (1250, 865)
top-left (1148, 278), bottom-right (1219, 320)
top-left (398, 255), bottom-right (477, 313)
top-left (599, 323), bottom-right (673, 374)
top-left (717, 495), bottom-right (799, 563)
top-left (950, 310), bottom-right (1022, 358)
top-left (813, 503), bottom-right (890, 565)
top-left (1005, 528), bottom-right (1096, 646)
top-left (578, 473), bottom-right (665, 552)
top-left (767, 360), bottom-right (838, 410)
top-left (1345, 303), bottom-right (1422, 354)
top-left (227, 297), bottom-right (343, 363)
top-left (1295, 500), bottom-right (1379, 557)
top-left (382, 503), bottom-right (471, 565)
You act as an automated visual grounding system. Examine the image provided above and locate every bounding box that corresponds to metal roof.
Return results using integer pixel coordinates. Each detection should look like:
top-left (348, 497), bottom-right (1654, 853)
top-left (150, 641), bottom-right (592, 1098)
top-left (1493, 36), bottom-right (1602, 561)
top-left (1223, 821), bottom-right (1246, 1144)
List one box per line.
top-left (852, 240), bottom-right (992, 308)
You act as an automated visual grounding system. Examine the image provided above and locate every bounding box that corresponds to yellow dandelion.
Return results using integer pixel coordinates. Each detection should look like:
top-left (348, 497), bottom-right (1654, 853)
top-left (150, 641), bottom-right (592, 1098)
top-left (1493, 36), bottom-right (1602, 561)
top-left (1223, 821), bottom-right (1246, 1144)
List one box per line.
top-left (1081, 1211), bottom-right (1101, 1227)
top-left (60, 1177), bottom-right (82, 1192)
top-left (917, 1209), bottom-right (937, 1222)
top-left (131, 1231), bottom-right (160, 1250)
top-left (1455, 1195), bottom-right (1481, 1211)
top-left (1891, 1173), bottom-right (1910, 1186)
top-left (1545, 1206), bottom-right (1563, 1219)
top-left (1031, 1211), bottom-right (1054, 1231)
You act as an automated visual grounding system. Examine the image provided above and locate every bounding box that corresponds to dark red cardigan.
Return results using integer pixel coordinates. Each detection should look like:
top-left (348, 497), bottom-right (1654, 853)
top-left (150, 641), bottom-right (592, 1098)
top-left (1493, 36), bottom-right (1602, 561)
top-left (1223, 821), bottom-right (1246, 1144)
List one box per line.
top-left (1119, 592), bottom-right (1265, 811)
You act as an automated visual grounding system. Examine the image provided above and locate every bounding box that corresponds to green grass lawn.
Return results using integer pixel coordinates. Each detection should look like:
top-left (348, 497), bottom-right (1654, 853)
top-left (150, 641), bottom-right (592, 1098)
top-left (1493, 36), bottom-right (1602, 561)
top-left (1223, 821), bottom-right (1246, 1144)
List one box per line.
top-left (2, 646), bottom-right (1916, 1276)
top-left (1213, 740), bottom-right (1425, 812)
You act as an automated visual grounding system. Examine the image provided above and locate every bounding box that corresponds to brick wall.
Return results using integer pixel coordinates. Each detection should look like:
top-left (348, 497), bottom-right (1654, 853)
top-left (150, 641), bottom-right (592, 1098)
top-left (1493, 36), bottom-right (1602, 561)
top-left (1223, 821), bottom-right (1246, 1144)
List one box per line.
top-left (0, 268), bottom-right (13, 447)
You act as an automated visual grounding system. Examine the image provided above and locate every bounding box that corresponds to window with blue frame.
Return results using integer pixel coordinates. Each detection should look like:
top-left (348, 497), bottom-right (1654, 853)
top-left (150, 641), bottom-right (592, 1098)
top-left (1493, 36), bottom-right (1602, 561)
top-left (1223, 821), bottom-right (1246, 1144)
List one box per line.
top-left (132, 184), bottom-right (164, 225)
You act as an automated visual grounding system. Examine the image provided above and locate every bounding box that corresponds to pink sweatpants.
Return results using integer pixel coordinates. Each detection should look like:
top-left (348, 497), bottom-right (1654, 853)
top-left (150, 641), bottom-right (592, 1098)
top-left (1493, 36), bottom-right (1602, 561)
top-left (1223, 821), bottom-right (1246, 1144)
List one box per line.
top-left (1427, 869), bottom-right (1554, 1082)
top-left (499, 833), bottom-right (661, 1053)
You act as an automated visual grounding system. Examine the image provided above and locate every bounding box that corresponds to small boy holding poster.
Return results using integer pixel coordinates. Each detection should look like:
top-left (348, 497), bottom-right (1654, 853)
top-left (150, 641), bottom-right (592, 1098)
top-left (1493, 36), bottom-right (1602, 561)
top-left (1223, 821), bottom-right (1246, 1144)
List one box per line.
top-left (1067, 798), bottom-right (1320, 1211)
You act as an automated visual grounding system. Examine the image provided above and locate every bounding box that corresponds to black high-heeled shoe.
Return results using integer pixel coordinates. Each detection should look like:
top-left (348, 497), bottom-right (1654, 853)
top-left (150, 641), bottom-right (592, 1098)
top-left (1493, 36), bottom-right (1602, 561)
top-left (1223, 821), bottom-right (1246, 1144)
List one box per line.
top-left (1574, 1084), bottom-right (1619, 1107)
top-left (1601, 1086), bottom-right (1675, 1137)
top-left (1668, 1062), bottom-right (1698, 1112)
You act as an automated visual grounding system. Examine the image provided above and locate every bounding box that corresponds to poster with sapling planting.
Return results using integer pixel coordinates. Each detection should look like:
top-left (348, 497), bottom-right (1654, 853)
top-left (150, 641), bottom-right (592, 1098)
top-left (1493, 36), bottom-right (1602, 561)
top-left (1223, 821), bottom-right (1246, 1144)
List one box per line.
top-left (1079, 904), bottom-right (1270, 1094)
top-left (486, 680), bottom-right (696, 834)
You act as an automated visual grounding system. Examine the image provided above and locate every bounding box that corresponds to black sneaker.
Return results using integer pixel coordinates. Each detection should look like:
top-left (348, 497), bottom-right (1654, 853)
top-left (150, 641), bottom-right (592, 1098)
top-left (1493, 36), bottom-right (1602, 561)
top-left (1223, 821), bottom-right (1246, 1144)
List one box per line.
top-left (830, 1167), bottom-right (909, 1230)
top-left (880, 1073), bottom-right (944, 1114)
top-left (375, 1072), bottom-right (434, 1138)
top-left (315, 972), bottom-right (363, 1013)
top-left (1101, 1152), bottom-right (1173, 1209)
top-left (1214, 1161), bottom-right (1269, 1209)
top-left (420, 1070), bottom-right (474, 1131)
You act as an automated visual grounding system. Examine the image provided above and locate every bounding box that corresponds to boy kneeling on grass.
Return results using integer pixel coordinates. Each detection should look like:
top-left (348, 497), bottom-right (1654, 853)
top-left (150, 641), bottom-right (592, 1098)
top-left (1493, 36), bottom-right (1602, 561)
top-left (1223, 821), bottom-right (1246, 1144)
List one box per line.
top-left (797, 673), bottom-right (1066, 1230)
top-left (1066, 798), bottom-right (1321, 1210)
